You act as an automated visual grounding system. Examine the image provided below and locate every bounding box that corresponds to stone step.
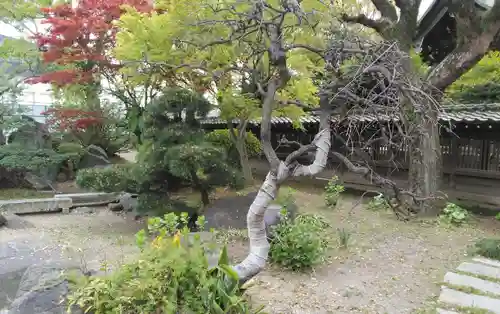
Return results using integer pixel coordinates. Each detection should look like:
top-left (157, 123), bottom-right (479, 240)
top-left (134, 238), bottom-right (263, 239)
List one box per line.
top-left (439, 286), bottom-right (500, 313)
top-left (0, 198), bottom-right (72, 215)
top-left (457, 262), bottom-right (500, 280)
top-left (55, 192), bottom-right (120, 207)
top-left (473, 257), bottom-right (500, 269)
top-left (436, 309), bottom-right (460, 314)
top-left (444, 271), bottom-right (500, 296)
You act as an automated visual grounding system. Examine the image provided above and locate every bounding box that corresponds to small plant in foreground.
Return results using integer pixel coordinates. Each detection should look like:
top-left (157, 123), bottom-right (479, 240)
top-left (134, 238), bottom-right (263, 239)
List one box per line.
top-left (269, 213), bottom-right (330, 270)
top-left (367, 193), bottom-right (390, 211)
top-left (495, 212), bottom-right (500, 221)
top-left (337, 228), bottom-right (351, 249)
top-left (275, 186), bottom-right (297, 209)
top-left (67, 212), bottom-right (262, 314)
top-left (324, 176), bottom-right (345, 207)
top-left (440, 202), bottom-right (469, 226)
top-left (471, 238), bottom-right (500, 261)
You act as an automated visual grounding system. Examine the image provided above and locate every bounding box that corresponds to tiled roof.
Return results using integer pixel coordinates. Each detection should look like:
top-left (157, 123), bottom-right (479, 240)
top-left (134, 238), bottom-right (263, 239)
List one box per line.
top-left (200, 103), bottom-right (500, 126)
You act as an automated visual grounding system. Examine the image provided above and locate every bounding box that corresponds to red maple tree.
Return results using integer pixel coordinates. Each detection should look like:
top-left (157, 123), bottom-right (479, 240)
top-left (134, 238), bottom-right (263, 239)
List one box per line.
top-left (42, 107), bottom-right (103, 132)
top-left (27, 0), bottom-right (152, 86)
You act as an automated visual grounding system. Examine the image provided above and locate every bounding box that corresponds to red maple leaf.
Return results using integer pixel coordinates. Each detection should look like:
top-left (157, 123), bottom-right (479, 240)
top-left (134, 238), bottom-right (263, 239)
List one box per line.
top-left (30, 0), bottom-right (152, 86)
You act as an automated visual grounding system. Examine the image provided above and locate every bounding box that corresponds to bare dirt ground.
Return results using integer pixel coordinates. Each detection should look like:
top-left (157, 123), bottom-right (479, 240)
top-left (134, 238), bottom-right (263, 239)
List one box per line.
top-left (1, 183), bottom-right (498, 314)
top-left (239, 185), bottom-right (500, 314)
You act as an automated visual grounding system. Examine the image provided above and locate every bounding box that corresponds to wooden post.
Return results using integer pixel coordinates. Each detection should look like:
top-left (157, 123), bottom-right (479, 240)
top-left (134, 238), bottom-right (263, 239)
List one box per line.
top-left (449, 136), bottom-right (459, 189)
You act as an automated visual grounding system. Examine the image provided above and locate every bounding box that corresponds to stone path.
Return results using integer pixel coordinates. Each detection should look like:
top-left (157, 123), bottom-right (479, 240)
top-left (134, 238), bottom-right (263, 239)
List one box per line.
top-left (437, 257), bottom-right (500, 313)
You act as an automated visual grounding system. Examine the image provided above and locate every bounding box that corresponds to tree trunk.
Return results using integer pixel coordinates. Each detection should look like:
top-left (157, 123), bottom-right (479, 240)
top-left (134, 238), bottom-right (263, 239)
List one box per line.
top-left (200, 188), bottom-right (210, 207)
top-left (235, 138), bottom-right (253, 185)
top-left (408, 109), bottom-right (443, 216)
top-left (233, 122), bottom-right (331, 283)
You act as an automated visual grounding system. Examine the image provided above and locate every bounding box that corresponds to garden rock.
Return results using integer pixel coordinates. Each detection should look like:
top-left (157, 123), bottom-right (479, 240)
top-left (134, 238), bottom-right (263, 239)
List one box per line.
top-left (108, 202), bottom-right (123, 212)
top-left (118, 193), bottom-right (137, 212)
top-left (6, 261), bottom-right (84, 314)
top-left (0, 214), bottom-right (6, 227)
top-left (72, 206), bottom-right (95, 215)
top-left (7, 116), bottom-right (52, 149)
top-left (78, 144), bottom-right (110, 169)
top-left (24, 173), bottom-right (53, 191)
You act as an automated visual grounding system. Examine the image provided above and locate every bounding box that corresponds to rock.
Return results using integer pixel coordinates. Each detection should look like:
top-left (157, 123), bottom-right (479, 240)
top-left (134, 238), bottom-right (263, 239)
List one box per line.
top-left (24, 173), bottom-right (53, 191)
top-left (118, 193), bottom-right (137, 212)
top-left (0, 214), bottom-right (6, 227)
top-left (78, 144), bottom-right (110, 169)
top-left (0, 215), bottom-right (34, 230)
top-left (0, 239), bottom-right (63, 310)
top-left (7, 116), bottom-right (52, 149)
top-left (55, 172), bottom-right (67, 183)
top-left (72, 206), bottom-right (95, 215)
top-left (7, 261), bottom-right (84, 314)
top-left (108, 202), bottom-right (123, 212)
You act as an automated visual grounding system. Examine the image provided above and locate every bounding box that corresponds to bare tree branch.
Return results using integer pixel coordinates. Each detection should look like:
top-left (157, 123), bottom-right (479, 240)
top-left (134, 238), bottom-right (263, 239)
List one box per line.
top-left (371, 0), bottom-right (398, 21)
top-left (341, 13), bottom-right (390, 34)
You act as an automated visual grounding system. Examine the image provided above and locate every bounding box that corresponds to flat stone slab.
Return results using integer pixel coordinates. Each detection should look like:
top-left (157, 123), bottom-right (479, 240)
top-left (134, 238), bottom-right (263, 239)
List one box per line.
top-left (473, 257), bottom-right (500, 269)
top-left (55, 192), bottom-right (120, 206)
top-left (444, 271), bottom-right (500, 296)
top-left (0, 238), bottom-right (64, 309)
top-left (439, 286), bottom-right (500, 313)
top-left (0, 198), bottom-right (72, 215)
top-left (457, 262), bottom-right (500, 280)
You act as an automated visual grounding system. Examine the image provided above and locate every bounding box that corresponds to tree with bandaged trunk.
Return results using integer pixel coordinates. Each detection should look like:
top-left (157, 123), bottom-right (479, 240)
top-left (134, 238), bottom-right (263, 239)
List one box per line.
top-left (115, 0), bottom-right (444, 283)
top-left (340, 0), bottom-right (500, 215)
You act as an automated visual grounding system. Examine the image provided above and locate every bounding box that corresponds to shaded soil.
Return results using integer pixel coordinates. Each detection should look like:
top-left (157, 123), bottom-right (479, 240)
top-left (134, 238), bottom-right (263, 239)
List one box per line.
top-left (203, 192), bottom-right (257, 230)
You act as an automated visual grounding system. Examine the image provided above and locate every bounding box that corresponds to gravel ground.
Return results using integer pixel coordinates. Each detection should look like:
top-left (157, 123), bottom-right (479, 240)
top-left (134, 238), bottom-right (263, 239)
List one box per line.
top-left (0, 208), bottom-right (143, 273)
top-left (240, 187), bottom-right (499, 314)
top-left (0, 185), bottom-right (498, 314)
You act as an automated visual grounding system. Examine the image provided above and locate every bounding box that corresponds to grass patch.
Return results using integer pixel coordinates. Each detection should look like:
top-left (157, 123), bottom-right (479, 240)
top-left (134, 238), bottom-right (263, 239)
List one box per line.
top-left (437, 302), bottom-right (495, 314)
top-left (441, 282), bottom-right (500, 298)
top-left (0, 188), bottom-right (53, 200)
top-left (455, 270), bottom-right (500, 285)
top-left (471, 238), bottom-right (500, 261)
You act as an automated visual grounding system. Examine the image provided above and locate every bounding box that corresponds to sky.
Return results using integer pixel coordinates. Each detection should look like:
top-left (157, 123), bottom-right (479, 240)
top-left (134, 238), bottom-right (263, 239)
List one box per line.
top-left (0, 0), bottom-right (439, 38)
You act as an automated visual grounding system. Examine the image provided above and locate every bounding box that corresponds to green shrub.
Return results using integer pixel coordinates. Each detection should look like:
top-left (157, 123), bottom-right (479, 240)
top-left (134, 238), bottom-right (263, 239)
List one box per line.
top-left (67, 213), bottom-right (262, 314)
top-left (324, 176), bottom-right (345, 207)
top-left (0, 145), bottom-right (76, 187)
top-left (440, 202), bottom-right (469, 226)
top-left (274, 186), bottom-right (297, 209)
top-left (472, 238), bottom-right (500, 261)
top-left (205, 129), bottom-right (262, 162)
top-left (269, 213), bottom-right (330, 270)
top-left (76, 164), bottom-right (142, 193)
top-left (367, 193), bottom-right (390, 211)
top-left (495, 212), bottom-right (500, 221)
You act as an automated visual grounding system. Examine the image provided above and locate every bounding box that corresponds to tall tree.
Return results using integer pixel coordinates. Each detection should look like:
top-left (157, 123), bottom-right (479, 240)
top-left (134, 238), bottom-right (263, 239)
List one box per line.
top-left (116, 0), bottom-right (332, 282)
top-left (115, 0), bottom-right (321, 185)
top-left (341, 0), bottom-right (500, 214)
top-left (446, 51), bottom-right (500, 103)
